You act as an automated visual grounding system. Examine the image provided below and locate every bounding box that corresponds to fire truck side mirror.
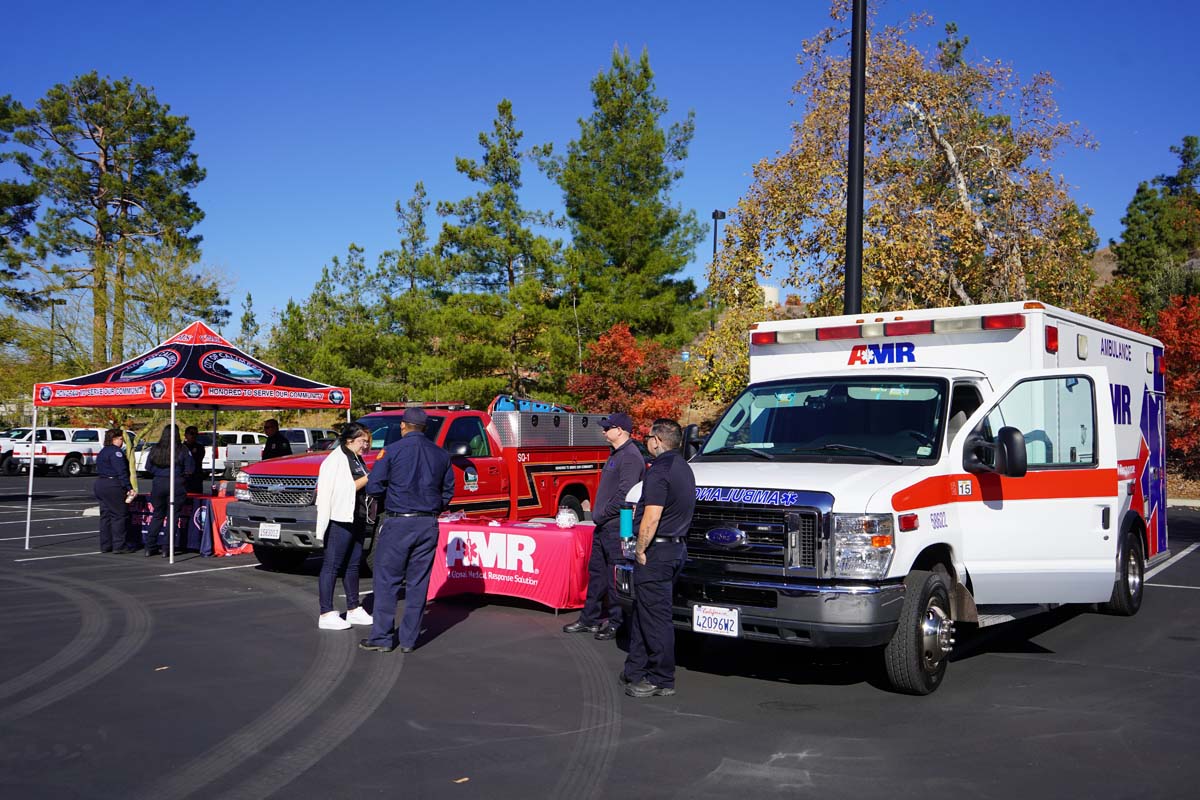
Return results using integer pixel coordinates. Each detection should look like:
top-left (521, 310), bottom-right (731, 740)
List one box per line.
top-left (682, 424), bottom-right (703, 459)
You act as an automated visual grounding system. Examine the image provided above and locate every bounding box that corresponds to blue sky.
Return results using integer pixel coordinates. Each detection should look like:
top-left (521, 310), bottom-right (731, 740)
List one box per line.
top-left (5, 0), bottom-right (1198, 328)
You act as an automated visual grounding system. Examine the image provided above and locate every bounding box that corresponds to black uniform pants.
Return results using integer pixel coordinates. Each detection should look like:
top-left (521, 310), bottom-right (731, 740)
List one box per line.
top-left (579, 524), bottom-right (624, 628)
top-left (145, 483), bottom-right (186, 552)
top-left (623, 541), bottom-right (687, 689)
top-left (93, 478), bottom-right (130, 552)
top-left (366, 516), bottom-right (438, 649)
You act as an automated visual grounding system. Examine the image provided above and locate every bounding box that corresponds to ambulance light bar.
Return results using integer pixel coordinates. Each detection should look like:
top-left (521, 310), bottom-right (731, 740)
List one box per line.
top-left (751, 313), bottom-right (1027, 346)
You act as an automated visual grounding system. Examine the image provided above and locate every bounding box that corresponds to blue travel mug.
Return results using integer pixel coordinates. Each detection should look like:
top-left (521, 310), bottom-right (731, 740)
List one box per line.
top-left (619, 504), bottom-right (635, 559)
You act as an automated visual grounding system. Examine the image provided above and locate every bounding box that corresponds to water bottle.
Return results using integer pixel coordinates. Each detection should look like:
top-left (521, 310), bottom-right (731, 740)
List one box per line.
top-left (556, 505), bottom-right (579, 529)
top-left (619, 504), bottom-right (636, 559)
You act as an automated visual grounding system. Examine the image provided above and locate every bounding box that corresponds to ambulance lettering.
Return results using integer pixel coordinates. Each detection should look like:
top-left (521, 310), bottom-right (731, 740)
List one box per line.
top-left (1109, 383), bottom-right (1132, 425)
top-left (847, 342), bottom-right (916, 366)
top-left (446, 530), bottom-right (537, 574)
top-left (1099, 337), bottom-right (1133, 361)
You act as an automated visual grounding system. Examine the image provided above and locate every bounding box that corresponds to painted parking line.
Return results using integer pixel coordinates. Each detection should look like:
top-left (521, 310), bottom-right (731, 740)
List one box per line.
top-left (1145, 542), bottom-right (1200, 581)
top-left (1146, 583), bottom-right (1200, 590)
top-left (158, 563), bottom-right (259, 578)
top-left (0, 531), bottom-right (94, 542)
top-left (0, 516), bottom-right (88, 526)
top-left (15, 551), bottom-right (103, 562)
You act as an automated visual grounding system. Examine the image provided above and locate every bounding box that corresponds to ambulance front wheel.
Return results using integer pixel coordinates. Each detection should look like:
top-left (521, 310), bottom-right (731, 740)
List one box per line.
top-left (883, 569), bottom-right (954, 695)
top-left (1103, 533), bottom-right (1144, 616)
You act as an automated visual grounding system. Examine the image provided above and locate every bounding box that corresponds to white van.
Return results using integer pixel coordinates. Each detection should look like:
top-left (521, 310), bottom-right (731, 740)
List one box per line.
top-left (617, 301), bottom-right (1166, 694)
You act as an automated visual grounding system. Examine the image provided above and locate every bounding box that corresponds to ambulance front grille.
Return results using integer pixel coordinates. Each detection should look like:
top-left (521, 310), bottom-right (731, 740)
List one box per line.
top-left (685, 502), bottom-right (818, 568)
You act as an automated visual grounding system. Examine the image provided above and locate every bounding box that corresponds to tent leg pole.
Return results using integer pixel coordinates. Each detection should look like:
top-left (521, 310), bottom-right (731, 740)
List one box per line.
top-left (211, 408), bottom-right (218, 496)
top-left (169, 399), bottom-right (176, 565)
top-left (24, 399), bottom-right (39, 551)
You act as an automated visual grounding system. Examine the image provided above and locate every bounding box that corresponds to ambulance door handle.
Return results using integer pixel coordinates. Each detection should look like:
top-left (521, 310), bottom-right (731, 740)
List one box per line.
top-left (1101, 506), bottom-right (1110, 530)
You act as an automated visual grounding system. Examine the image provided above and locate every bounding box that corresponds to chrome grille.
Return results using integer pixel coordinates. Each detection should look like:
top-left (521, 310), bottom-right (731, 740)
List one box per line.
top-left (686, 502), bottom-right (819, 568)
top-left (247, 475), bottom-right (317, 507)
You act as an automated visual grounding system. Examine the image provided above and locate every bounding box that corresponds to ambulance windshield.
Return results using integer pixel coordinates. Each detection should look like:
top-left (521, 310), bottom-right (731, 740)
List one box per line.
top-left (698, 378), bottom-right (947, 464)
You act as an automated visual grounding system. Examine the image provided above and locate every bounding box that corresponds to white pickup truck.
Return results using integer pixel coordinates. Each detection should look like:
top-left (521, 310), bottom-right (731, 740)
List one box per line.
top-left (8, 427), bottom-right (110, 477)
top-left (135, 430), bottom-right (267, 478)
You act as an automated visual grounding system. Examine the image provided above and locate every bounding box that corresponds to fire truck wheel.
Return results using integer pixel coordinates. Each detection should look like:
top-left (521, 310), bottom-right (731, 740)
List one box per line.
top-left (883, 569), bottom-right (953, 695)
top-left (1103, 533), bottom-right (1144, 616)
top-left (251, 545), bottom-right (309, 573)
top-left (62, 457), bottom-right (83, 478)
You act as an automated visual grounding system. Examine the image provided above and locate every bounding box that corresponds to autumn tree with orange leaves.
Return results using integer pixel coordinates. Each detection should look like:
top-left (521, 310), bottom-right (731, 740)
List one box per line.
top-left (709, 2), bottom-right (1099, 317)
top-left (567, 323), bottom-right (693, 435)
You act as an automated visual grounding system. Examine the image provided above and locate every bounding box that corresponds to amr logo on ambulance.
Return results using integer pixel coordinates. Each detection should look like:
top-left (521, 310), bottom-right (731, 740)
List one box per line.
top-left (446, 530), bottom-right (537, 574)
top-left (847, 341), bottom-right (916, 365)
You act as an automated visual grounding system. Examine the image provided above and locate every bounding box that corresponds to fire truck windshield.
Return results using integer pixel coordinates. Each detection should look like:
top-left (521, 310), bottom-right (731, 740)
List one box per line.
top-left (697, 377), bottom-right (948, 464)
top-left (355, 414), bottom-right (444, 450)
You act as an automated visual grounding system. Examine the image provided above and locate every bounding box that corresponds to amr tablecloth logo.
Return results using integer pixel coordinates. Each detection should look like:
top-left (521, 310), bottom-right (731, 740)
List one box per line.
top-left (446, 530), bottom-right (537, 574)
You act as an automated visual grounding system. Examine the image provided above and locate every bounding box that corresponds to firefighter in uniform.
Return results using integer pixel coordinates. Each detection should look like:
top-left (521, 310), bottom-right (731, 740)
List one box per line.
top-left (183, 426), bottom-right (208, 494)
top-left (359, 408), bottom-right (455, 653)
top-left (261, 419), bottom-right (292, 460)
top-left (563, 411), bottom-right (645, 640)
top-left (621, 418), bottom-right (696, 698)
top-left (93, 429), bottom-right (136, 553)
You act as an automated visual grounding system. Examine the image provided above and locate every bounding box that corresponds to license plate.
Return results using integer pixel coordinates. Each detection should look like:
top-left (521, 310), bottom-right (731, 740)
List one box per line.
top-left (258, 523), bottom-right (281, 540)
top-left (692, 604), bottom-right (740, 637)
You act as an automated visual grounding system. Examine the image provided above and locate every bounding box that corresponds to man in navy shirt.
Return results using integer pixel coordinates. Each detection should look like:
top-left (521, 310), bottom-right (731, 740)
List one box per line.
top-left (563, 411), bottom-right (645, 640)
top-left (359, 407), bottom-right (455, 654)
top-left (621, 418), bottom-right (696, 698)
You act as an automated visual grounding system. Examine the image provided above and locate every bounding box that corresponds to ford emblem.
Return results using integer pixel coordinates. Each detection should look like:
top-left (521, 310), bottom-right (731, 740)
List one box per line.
top-left (705, 526), bottom-right (747, 548)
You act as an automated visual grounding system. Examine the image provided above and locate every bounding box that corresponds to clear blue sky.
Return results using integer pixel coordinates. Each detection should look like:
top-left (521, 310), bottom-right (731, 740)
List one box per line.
top-left (5, 0), bottom-right (1198, 328)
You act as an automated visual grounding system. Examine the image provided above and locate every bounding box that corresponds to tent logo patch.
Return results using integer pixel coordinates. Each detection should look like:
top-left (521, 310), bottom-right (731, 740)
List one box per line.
top-left (113, 349), bottom-right (180, 382)
top-left (329, 390), bottom-right (345, 405)
top-left (150, 381), bottom-right (167, 399)
top-left (38, 386), bottom-right (52, 402)
top-left (199, 350), bottom-right (273, 384)
top-left (182, 382), bottom-right (204, 399)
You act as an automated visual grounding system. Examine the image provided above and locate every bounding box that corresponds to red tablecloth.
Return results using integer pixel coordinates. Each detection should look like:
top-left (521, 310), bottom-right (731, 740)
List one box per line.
top-left (428, 520), bottom-right (594, 610)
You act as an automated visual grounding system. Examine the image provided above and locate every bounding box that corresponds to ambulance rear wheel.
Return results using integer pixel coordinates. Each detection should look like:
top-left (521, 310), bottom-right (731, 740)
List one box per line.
top-left (883, 569), bottom-right (953, 695)
top-left (1103, 533), bottom-right (1144, 616)
top-left (252, 545), bottom-right (308, 573)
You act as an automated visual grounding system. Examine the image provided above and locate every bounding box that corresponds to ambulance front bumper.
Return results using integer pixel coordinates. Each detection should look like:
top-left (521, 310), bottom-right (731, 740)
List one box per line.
top-left (614, 565), bottom-right (905, 648)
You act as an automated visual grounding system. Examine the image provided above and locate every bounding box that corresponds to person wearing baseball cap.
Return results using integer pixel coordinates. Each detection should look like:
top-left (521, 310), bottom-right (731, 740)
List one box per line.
top-left (563, 410), bottom-right (645, 640)
top-left (359, 405), bottom-right (454, 654)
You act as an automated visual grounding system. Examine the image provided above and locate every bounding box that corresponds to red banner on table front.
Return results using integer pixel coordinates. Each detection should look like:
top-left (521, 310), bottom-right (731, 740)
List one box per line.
top-left (428, 521), bottom-right (594, 610)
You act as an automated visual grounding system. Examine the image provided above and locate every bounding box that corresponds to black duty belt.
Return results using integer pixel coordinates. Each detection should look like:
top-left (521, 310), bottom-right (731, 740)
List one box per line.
top-left (653, 536), bottom-right (686, 544)
top-left (384, 511), bottom-right (437, 518)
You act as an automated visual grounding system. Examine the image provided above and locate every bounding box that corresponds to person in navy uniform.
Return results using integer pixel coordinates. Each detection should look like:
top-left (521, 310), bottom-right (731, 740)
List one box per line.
top-left (359, 407), bottom-right (455, 654)
top-left (261, 419), bottom-right (292, 460)
top-left (621, 418), bottom-right (696, 698)
top-left (182, 426), bottom-right (209, 495)
top-left (93, 429), bottom-right (136, 553)
top-left (143, 424), bottom-right (195, 557)
top-left (563, 411), bottom-right (645, 640)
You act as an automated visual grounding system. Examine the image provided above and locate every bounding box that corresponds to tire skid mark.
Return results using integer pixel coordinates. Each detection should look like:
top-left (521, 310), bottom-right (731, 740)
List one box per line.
top-left (134, 577), bottom-right (356, 800)
top-left (221, 645), bottom-right (406, 800)
top-left (549, 635), bottom-right (622, 800)
top-left (0, 574), bottom-right (110, 702)
top-left (0, 572), bottom-right (151, 723)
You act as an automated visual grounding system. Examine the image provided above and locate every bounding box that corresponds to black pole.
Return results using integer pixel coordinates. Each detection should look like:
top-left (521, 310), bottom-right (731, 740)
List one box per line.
top-left (844, 0), bottom-right (866, 315)
top-left (711, 209), bottom-right (726, 260)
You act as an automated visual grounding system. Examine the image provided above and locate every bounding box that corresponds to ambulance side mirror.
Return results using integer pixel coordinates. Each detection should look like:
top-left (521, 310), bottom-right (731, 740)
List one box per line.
top-left (963, 426), bottom-right (1027, 478)
top-left (682, 424), bottom-right (703, 459)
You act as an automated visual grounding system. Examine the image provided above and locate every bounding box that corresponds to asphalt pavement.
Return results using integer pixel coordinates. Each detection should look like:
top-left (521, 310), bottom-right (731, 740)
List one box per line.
top-left (1, 473), bottom-right (1198, 799)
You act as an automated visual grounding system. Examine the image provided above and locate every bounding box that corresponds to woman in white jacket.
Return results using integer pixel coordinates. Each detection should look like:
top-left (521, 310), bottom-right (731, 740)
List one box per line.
top-left (315, 422), bottom-right (373, 630)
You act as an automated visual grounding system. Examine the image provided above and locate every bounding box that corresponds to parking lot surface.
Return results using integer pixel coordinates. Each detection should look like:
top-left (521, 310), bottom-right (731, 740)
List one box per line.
top-left (1, 473), bottom-right (1198, 799)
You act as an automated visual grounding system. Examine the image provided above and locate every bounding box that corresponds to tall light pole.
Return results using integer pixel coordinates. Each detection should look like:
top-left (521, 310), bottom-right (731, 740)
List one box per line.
top-left (47, 298), bottom-right (67, 368)
top-left (711, 209), bottom-right (726, 260)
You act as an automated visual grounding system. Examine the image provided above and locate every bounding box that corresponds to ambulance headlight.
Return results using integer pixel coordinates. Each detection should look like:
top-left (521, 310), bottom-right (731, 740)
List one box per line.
top-left (832, 514), bottom-right (895, 579)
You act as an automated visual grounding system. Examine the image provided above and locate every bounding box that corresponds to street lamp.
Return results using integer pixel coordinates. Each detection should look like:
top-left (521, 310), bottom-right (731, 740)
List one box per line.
top-left (711, 209), bottom-right (726, 259)
top-left (47, 298), bottom-right (67, 368)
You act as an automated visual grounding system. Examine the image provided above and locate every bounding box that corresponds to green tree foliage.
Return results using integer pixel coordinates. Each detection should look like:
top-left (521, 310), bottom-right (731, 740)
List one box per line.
top-left (10, 73), bottom-right (206, 366)
top-left (236, 292), bottom-right (259, 355)
top-left (547, 47), bottom-right (704, 354)
top-left (1111, 135), bottom-right (1200, 313)
top-left (0, 95), bottom-right (41, 345)
top-left (436, 100), bottom-right (562, 400)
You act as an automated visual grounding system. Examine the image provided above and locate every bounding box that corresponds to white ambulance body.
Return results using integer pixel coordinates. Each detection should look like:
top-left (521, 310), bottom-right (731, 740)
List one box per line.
top-left (620, 301), bottom-right (1166, 695)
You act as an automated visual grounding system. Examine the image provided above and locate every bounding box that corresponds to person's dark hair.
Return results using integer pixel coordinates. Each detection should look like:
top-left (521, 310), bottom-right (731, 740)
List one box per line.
top-left (149, 424), bottom-right (184, 468)
top-left (649, 418), bottom-right (683, 451)
top-left (104, 429), bottom-right (123, 447)
top-left (338, 422), bottom-right (370, 447)
top-left (264, 418), bottom-right (279, 431)
top-left (184, 425), bottom-right (198, 436)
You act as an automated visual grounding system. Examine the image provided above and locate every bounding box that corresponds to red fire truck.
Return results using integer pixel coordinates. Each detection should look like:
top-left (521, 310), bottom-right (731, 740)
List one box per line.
top-left (225, 399), bottom-right (610, 571)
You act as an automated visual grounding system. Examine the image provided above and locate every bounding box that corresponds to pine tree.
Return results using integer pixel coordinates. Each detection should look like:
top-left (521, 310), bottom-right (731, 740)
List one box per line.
top-left (236, 293), bottom-right (259, 355)
top-left (549, 47), bottom-right (704, 351)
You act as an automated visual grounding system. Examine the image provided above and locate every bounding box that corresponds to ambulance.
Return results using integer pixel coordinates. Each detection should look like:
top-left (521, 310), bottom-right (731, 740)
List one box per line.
top-left (616, 301), bottom-right (1166, 694)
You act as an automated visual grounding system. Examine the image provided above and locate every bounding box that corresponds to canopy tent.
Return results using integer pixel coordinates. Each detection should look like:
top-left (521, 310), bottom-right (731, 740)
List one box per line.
top-left (24, 321), bottom-right (351, 562)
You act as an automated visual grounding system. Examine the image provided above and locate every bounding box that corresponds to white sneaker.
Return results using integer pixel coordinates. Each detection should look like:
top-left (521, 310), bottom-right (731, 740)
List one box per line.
top-left (346, 607), bottom-right (373, 626)
top-left (318, 612), bottom-right (351, 630)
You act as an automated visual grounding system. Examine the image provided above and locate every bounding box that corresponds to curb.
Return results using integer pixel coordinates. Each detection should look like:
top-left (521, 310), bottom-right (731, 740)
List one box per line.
top-left (1168, 499), bottom-right (1200, 509)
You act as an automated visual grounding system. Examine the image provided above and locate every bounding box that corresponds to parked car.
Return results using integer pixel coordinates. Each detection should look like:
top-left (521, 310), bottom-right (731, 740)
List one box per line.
top-left (0, 427), bottom-right (32, 471)
top-left (8, 427), bottom-right (113, 477)
top-left (136, 429), bottom-right (266, 478)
